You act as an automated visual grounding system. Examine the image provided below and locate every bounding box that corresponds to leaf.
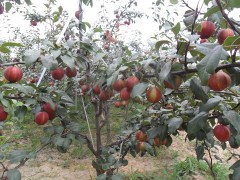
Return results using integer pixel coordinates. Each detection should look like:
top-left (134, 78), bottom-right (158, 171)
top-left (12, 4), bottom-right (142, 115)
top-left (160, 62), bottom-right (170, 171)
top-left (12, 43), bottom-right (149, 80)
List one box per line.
top-left (41, 136), bottom-right (51, 145)
top-left (130, 83), bottom-right (148, 98)
top-left (199, 98), bottom-right (221, 112)
top-left (62, 138), bottom-right (72, 149)
top-left (190, 77), bottom-right (208, 103)
top-left (203, 6), bottom-right (220, 19)
top-left (67, 122), bottom-right (81, 133)
top-left (159, 61), bottom-right (171, 80)
top-left (51, 135), bottom-right (65, 147)
top-left (144, 142), bottom-right (154, 156)
top-left (229, 0), bottom-right (240, 8)
top-left (23, 49), bottom-right (41, 66)
top-left (9, 150), bottom-right (29, 163)
top-left (187, 112), bottom-right (208, 134)
top-left (96, 174), bottom-right (107, 180)
top-left (7, 169), bottom-right (21, 180)
top-left (171, 22), bottom-right (180, 36)
top-left (169, 0), bottom-right (178, 4)
top-left (0, 46), bottom-right (10, 53)
top-left (61, 55), bottom-right (75, 69)
top-left (223, 36), bottom-right (240, 51)
top-left (167, 117), bottom-right (183, 134)
top-left (195, 145), bottom-right (205, 160)
top-left (112, 174), bottom-right (123, 180)
top-left (2, 84), bottom-right (36, 95)
top-left (51, 49), bottom-right (61, 59)
top-left (24, 0), bottom-right (32, 5)
top-left (185, 35), bottom-right (200, 43)
top-left (155, 40), bottom-right (170, 52)
top-left (2, 42), bottom-right (24, 47)
top-left (204, 0), bottom-right (211, 5)
top-left (223, 111), bottom-right (240, 133)
top-left (93, 53), bottom-right (106, 63)
top-left (197, 45), bottom-right (222, 75)
top-left (14, 106), bottom-right (27, 120)
top-left (177, 41), bottom-right (188, 55)
top-left (5, 2), bottom-right (12, 12)
top-left (229, 166), bottom-right (240, 180)
top-left (41, 55), bottom-right (58, 70)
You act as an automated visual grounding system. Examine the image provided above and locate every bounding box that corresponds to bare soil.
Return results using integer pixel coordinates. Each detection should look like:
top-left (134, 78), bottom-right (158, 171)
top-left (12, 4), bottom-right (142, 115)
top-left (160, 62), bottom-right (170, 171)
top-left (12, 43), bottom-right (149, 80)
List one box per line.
top-left (4, 132), bottom-right (238, 180)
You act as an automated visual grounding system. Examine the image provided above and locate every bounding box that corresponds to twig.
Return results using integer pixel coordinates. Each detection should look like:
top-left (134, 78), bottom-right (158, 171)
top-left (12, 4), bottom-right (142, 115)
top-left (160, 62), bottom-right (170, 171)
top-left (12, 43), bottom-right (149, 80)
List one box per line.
top-left (184, 0), bottom-right (202, 70)
top-left (215, 0), bottom-right (240, 35)
top-left (144, 62), bottom-right (240, 77)
top-left (0, 62), bottom-right (25, 67)
top-left (182, 0), bottom-right (194, 11)
top-left (204, 141), bottom-right (217, 180)
top-left (76, 133), bottom-right (98, 157)
top-left (14, 142), bottom-right (50, 169)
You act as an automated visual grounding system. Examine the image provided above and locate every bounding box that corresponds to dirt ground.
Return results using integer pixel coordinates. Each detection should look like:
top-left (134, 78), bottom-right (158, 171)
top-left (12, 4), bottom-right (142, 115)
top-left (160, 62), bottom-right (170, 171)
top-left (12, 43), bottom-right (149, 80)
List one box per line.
top-left (2, 131), bottom-right (233, 180)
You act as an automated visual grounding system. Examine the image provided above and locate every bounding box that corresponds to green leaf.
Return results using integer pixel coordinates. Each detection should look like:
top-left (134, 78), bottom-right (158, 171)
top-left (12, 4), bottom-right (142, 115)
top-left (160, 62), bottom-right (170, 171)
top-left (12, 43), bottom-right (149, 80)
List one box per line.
top-left (5, 2), bottom-right (12, 12)
top-left (186, 35), bottom-right (200, 43)
top-left (96, 174), bottom-right (107, 180)
top-left (155, 40), bottom-right (170, 52)
top-left (230, 166), bottom-right (240, 180)
top-left (62, 138), bottom-right (72, 149)
top-left (61, 55), bottom-right (75, 69)
top-left (159, 61), bottom-right (172, 80)
top-left (199, 98), bottom-right (221, 112)
top-left (41, 136), bottom-right (51, 145)
top-left (204, 0), bottom-right (211, 5)
top-left (2, 42), bottom-right (24, 47)
top-left (229, 0), bottom-right (240, 8)
top-left (195, 145), bottom-right (205, 160)
top-left (0, 46), bottom-right (10, 53)
top-left (23, 49), bottom-right (41, 66)
top-left (197, 45), bottom-right (222, 75)
top-left (9, 150), bottom-right (29, 163)
top-left (144, 142), bottom-right (154, 156)
top-left (223, 111), bottom-right (240, 133)
top-left (41, 55), bottom-right (58, 70)
top-left (67, 122), bottom-right (81, 133)
top-left (187, 112), bottom-right (208, 134)
top-left (14, 106), bottom-right (27, 120)
top-left (167, 117), bottom-right (183, 134)
top-left (169, 0), bottom-right (178, 4)
top-left (177, 41), bottom-right (188, 55)
top-left (2, 84), bottom-right (36, 95)
top-left (223, 36), bottom-right (240, 51)
top-left (130, 83), bottom-right (148, 98)
top-left (51, 49), bottom-right (61, 59)
top-left (24, 0), bottom-right (32, 5)
top-left (230, 160), bottom-right (240, 170)
top-left (112, 174), bottom-right (123, 180)
top-left (190, 78), bottom-right (209, 103)
top-left (171, 22), bottom-right (180, 36)
top-left (203, 6), bottom-right (220, 19)
top-left (51, 135), bottom-right (65, 147)
top-left (93, 53), bottom-right (106, 63)
top-left (15, 0), bottom-right (21, 4)
top-left (7, 169), bottom-right (21, 180)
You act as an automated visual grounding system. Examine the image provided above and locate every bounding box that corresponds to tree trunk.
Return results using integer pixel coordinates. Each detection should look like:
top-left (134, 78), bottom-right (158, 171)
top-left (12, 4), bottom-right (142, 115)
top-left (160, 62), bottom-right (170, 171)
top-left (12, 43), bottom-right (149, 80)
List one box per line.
top-left (105, 105), bottom-right (111, 144)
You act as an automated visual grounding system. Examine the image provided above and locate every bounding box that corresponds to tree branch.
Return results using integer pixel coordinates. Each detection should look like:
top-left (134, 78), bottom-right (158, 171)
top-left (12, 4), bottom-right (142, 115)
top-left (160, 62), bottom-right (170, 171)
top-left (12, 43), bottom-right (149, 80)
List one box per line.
top-left (14, 142), bottom-right (50, 169)
top-left (144, 62), bottom-right (240, 77)
top-left (76, 133), bottom-right (98, 157)
top-left (215, 0), bottom-right (240, 35)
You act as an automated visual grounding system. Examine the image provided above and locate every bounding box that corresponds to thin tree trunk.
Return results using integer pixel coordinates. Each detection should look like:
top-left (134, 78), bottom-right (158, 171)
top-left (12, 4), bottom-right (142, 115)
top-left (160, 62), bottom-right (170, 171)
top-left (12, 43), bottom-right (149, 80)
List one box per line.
top-left (105, 105), bottom-right (111, 144)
